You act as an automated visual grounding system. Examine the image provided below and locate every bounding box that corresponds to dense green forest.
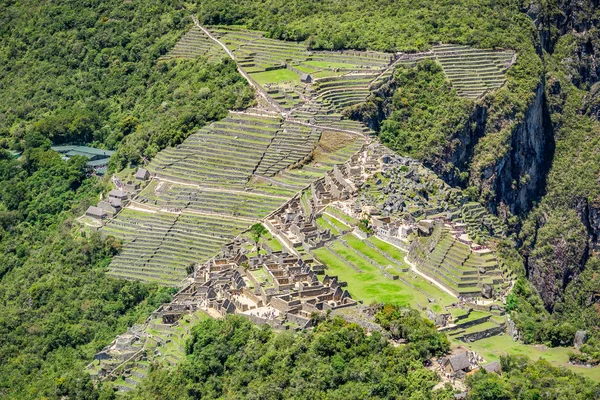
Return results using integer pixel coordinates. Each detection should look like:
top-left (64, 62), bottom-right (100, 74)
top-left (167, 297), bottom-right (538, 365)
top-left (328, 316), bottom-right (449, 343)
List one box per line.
top-left (0, 144), bottom-right (174, 398)
top-left (466, 355), bottom-right (600, 399)
top-left (132, 307), bottom-right (454, 399)
top-left (0, 0), bottom-right (252, 397)
top-left (132, 310), bottom-right (600, 399)
top-left (346, 60), bottom-right (474, 166)
top-left (0, 0), bottom-right (253, 169)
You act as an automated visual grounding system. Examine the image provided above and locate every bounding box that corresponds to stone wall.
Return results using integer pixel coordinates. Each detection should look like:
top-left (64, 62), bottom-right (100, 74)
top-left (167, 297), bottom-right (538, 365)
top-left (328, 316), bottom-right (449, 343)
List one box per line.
top-left (457, 324), bottom-right (506, 342)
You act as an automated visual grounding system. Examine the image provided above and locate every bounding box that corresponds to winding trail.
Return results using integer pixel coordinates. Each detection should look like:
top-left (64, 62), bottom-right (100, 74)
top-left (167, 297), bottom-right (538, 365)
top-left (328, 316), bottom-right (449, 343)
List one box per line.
top-left (404, 256), bottom-right (457, 299)
top-left (127, 200), bottom-right (259, 223)
top-left (152, 176), bottom-right (289, 200)
top-left (192, 16), bottom-right (283, 113)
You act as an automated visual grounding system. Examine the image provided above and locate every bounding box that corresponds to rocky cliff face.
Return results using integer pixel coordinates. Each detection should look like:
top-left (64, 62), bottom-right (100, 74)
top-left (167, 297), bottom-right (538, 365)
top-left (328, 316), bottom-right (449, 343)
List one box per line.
top-left (526, 0), bottom-right (599, 54)
top-left (520, 0), bottom-right (600, 310)
top-left (475, 83), bottom-right (555, 217)
top-left (347, 71), bottom-right (553, 218)
top-left (525, 207), bottom-right (590, 309)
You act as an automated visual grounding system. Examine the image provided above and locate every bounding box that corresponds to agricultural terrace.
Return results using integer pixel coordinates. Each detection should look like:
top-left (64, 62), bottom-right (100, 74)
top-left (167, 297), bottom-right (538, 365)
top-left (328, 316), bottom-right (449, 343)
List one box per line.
top-left (147, 112), bottom-right (282, 188)
top-left (289, 102), bottom-right (372, 135)
top-left (311, 216), bottom-right (508, 342)
top-left (110, 118), bottom-right (365, 283)
top-left (460, 202), bottom-right (506, 242)
top-left (159, 26), bottom-right (226, 62)
top-left (432, 45), bottom-right (514, 99)
top-left (460, 334), bottom-right (600, 381)
top-left (137, 181), bottom-right (288, 219)
top-left (251, 130), bottom-right (365, 195)
top-left (312, 73), bottom-right (380, 112)
top-left (212, 26), bottom-right (392, 76)
top-left (264, 83), bottom-right (305, 110)
top-left (409, 227), bottom-right (506, 297)
top-left (96, 311), bottom-right (210, 392)
top-left (255, 121), bottom-right (322, 177)
top-left (102, 208), bottom-right (250, 285)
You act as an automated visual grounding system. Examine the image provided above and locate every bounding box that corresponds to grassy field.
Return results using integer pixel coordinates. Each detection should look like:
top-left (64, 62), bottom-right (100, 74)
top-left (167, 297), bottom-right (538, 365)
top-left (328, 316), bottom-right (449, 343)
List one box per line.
top-left (324, 214), bottom-right (351, 232)
top-left (368, 236), bottom-right (407, 262)
top-left (250, 68), bottom-right (300, 84)
top-left (325, 206), bottom-right (358, 225)
top-left (345, 234), bottom-right (399, 266)
top-left (456, 335), bottom-right (600, 381)
top-left (313, 245), bottom-right (437, 308)
top-left (313, 234), bottom-right (456, 310)
top-left (293, 64), bottom-right (317, 73)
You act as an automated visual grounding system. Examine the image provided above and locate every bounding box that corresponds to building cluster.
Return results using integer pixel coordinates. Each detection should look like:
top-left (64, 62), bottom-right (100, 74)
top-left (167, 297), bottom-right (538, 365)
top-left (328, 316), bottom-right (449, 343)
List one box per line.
top-left (149, 239), bottom-right (356, 330)
top-left (84, 168), bottom-right (150, 225)
top-left (439, 350), bottom-right (501, 383)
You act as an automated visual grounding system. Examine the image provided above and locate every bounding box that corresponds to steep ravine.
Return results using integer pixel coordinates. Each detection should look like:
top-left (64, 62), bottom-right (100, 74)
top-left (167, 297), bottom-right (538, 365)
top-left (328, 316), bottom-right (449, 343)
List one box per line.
top-left (476, 82), bottom-right (555, 218)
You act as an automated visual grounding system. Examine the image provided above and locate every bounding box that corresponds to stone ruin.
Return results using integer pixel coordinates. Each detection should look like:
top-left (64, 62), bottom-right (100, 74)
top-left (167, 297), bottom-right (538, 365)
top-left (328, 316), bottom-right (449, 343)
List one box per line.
top-left (90, 324), bottom-right (146, 380)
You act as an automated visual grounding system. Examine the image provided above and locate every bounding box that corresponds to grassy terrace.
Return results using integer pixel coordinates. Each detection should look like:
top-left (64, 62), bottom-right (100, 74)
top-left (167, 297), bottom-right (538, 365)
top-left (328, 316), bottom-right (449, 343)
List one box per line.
top-left (368, 236), bottom-right (407, 262)
top-left (460, 202), bottom-right (506, 240)
top-left (410, 228), bottom-right (504, 296)
top-left (312, 73), bottom-right (380, 112)
top-left (325, 206), bottom-right (358, 225)
top-left (250, 69), bottom-right (300, 85)
top-left (458, 335), bottom-right (600, 381)
top-left (137, 181), bottom-right (286, 218)
top-left (104, 310), bottom-right (210, 392)
top-left (289, 103), bottom-right (372, 135)
top-left (159, 26), bottom-right (225, 62)
top-left (102, 208), bottom-right (250, 285)
top-left (255, 122), bottom-right (322, 176)
top-left (214, 26), bottom-right (392, 76)
top-left (146, 113), bottom-right (282, 188)
top-left (218, 28), bottom-right (308, 72)
top-left (252, 131), bottom-right (365, 195)
top-left (318, 213), bottom-right (351, 235)
top-left (432, 44), bottom-right (514, 99)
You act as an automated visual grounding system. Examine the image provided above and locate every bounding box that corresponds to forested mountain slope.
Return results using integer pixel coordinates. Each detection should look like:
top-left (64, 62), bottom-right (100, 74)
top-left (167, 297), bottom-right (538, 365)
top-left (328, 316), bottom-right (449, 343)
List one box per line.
top-left (0, 0), bottom-right (253, 397)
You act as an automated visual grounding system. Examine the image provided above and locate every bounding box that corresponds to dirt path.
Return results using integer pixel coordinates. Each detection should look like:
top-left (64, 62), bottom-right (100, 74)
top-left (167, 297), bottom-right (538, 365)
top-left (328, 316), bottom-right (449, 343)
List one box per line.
top-left (193, 16), bottom-right (283, 113)
top-left (404, 256), bottom-right (458, 299)
top-left (154, 176), bottom-right (289, 200)
top-left (127, 200), bottom-right (258, 223)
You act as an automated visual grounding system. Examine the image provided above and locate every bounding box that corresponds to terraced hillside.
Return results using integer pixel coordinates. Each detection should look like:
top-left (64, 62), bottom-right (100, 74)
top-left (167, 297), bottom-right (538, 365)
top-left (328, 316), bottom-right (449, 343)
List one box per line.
top-left (458, 202), bottom-right (506, 241)
top-left (89, 311), bottom-right (210, 393)
top-left (212, 26), bottom-right (392, 76)
top-left (313, 230), bottom-right (456, 312)
top-left (106, 119), bottom-right (365, 284)
top-left (104, 24), bottom-right (514, 288)
top-left (289, 102), bottom-right (373, 135)
top-left (103, 209), bottom-right (251, 285)
top-left (147, 112), bottom-right (282, 188)
top-left (159, 26), bottom-right (225, 61)
top-left (432, 44), bottom-right (515, 99)
top-left (214, 27), bottom-right (309, 73)
top-left (137, 181), bottom-right (287, 218)
top-left (312, 73), bottom-right (380, 112)
top-left (251, 130), bottom-right (365, 196)
top-left (408, 227), bottom-right (506, 297)
top-left (254, 121), bottom-right (322, 176)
